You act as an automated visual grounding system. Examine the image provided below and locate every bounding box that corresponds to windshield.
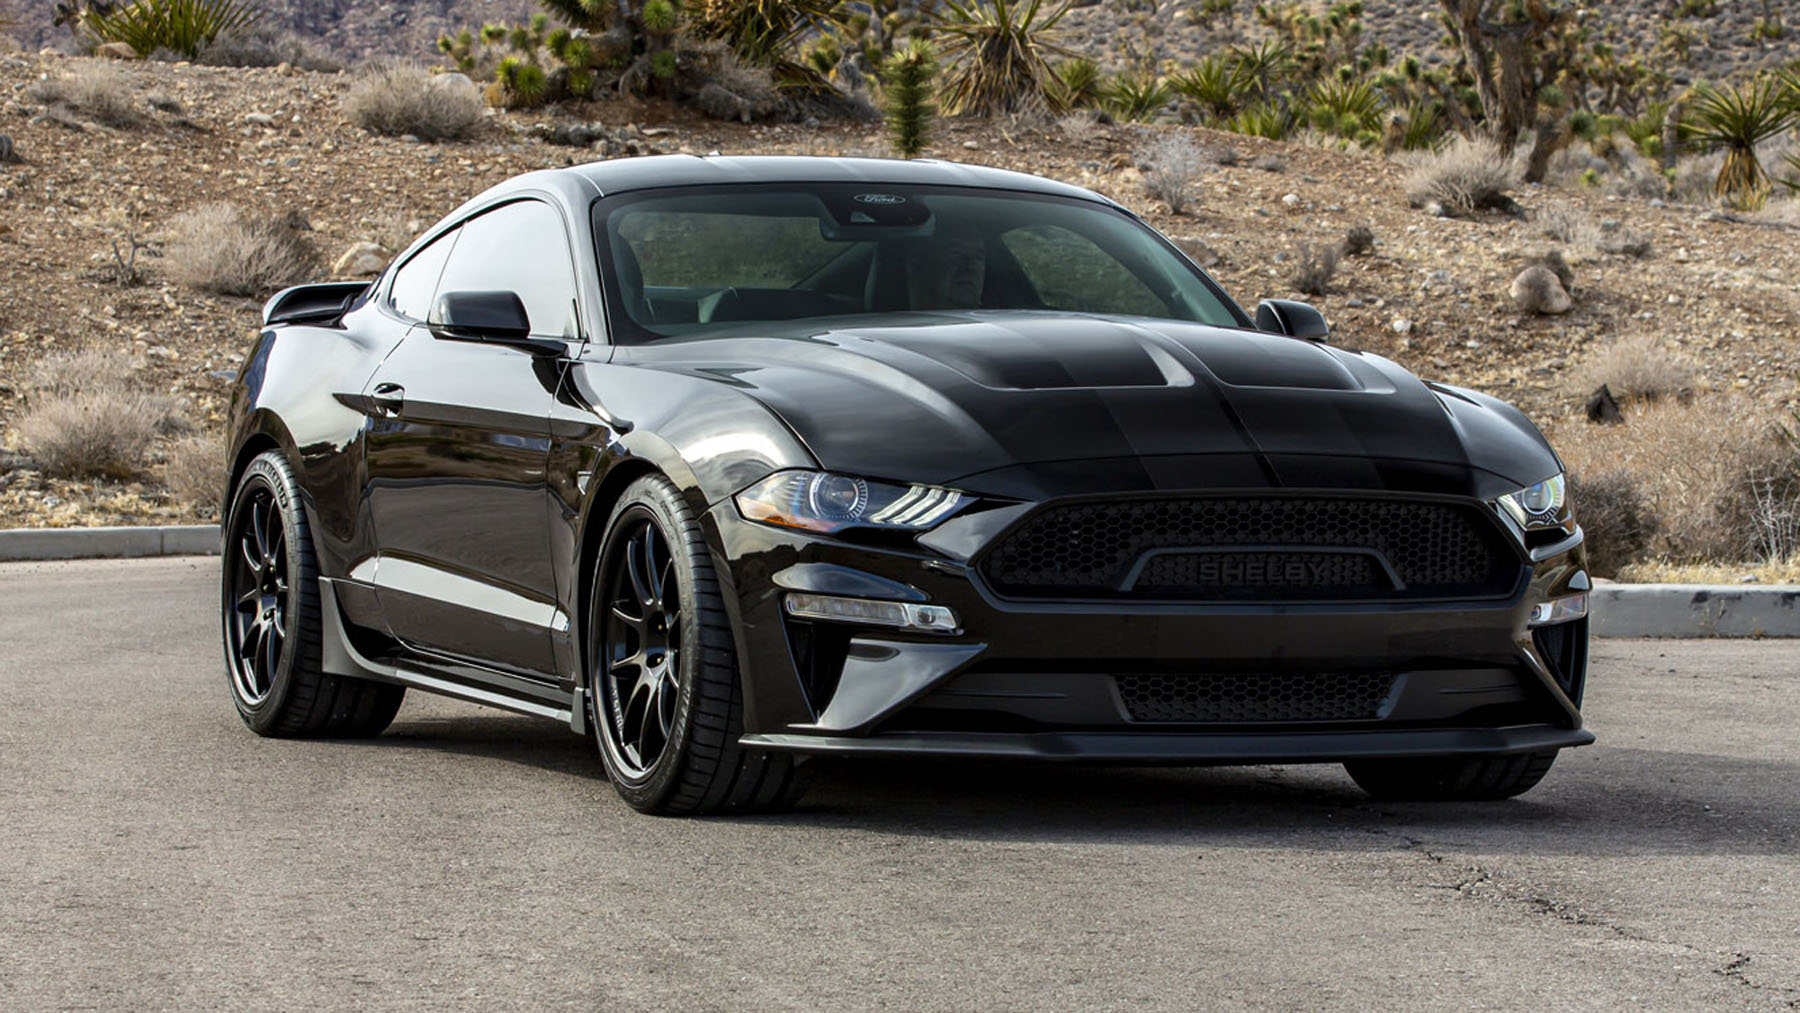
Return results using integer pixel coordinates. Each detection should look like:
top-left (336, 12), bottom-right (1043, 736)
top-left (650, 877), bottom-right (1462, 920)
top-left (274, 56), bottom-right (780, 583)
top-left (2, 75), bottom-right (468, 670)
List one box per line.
top-left (595, 184), bottom-right (1246, 342)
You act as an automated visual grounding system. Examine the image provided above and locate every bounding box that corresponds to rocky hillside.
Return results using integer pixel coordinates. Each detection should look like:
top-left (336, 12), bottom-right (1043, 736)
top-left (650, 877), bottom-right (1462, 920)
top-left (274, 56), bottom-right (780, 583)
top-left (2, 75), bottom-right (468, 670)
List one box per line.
top-left (5, 0), bottom-right (1798, 77)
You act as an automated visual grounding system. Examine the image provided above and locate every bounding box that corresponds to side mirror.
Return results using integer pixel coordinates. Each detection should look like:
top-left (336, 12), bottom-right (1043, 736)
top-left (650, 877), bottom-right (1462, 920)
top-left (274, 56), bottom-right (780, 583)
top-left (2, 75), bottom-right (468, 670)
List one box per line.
top-left (429, 290), bottom-right (532, 342)
top-left (1254, 299), bottom-right (1331, 342)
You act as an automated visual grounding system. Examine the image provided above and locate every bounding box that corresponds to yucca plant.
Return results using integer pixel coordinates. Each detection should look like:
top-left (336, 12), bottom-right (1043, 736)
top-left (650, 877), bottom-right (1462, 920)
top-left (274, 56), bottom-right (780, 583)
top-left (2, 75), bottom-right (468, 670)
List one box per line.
top-left (85, 0), bottom-right (260, 59)
top-left (1307, 75), bottom-right (1381, 138)
top-left (935, 0), bottom-right (1075, 117)
top-left (1228, 100), bottom-right (1293, 140)
top-left (1169, 55), bottom-right (1249, 121)
top-left (1099, 70), bottom-right (1170, 123)
top-left (1679, 77), bottom-right (1797, 211)
top-left (1227, 39), bottom-right (1293, 100)
top-left (1395, 99), bottom-right (1445, 151)
top-left (884, 39), bottom-right (937, 158)
top-left (1053, 56), bottom-right (1101, 108)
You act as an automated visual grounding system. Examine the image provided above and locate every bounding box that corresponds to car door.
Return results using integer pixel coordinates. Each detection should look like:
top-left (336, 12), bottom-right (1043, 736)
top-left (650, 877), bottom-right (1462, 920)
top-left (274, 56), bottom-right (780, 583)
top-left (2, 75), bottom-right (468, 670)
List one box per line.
top-left (361, 198), bottom-right (583, 680)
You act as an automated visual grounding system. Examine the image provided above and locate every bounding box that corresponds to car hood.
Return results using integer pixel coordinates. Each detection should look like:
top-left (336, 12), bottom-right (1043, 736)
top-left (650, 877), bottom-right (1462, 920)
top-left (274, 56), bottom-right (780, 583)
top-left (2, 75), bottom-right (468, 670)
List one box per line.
top-left (615, 312), bottom-right (1558, 496)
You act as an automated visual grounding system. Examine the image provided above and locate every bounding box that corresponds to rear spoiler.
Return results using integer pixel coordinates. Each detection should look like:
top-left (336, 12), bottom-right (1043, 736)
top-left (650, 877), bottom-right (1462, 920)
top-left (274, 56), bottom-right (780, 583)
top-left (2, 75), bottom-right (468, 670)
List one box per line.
top-left (262, 282), bottom-right (372, 327)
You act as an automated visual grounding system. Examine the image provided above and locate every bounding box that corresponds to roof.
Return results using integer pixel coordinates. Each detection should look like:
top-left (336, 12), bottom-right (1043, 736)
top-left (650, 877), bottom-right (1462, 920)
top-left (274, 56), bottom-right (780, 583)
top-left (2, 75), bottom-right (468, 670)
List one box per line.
top-left (563, 154), bottom-right (1117, 206)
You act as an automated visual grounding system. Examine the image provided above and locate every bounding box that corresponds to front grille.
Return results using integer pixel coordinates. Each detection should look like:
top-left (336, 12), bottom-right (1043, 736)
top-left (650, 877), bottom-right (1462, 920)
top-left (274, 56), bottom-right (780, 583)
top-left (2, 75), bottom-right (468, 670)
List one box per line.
top-left (1115, 671), bottom-right (1400, 723)
top-left (979, 496), bottom-right (1518, 601)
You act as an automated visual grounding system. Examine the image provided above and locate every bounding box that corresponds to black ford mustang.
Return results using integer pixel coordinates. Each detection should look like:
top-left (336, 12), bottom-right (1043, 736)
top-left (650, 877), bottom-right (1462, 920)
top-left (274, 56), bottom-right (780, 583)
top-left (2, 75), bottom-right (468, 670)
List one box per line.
top-left (221, 155), bottom-right (1591, 814)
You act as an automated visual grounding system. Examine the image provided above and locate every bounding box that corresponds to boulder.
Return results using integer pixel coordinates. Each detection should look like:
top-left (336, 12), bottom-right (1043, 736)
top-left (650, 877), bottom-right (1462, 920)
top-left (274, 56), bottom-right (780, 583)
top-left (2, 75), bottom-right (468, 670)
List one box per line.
top-left (332, 241), bottom-right (387, 279)
top-left (96, 41), bottom-right (138, 60)
top-left (1510, 265), bottom-right (1572, 315)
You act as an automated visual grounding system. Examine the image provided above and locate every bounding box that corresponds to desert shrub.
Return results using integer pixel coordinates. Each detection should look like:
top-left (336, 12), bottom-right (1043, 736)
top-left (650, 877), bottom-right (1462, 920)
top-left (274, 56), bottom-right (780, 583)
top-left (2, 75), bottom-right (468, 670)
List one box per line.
top-left (165, 203), bottom-right (317, 298)
top-left (1402, 136), bottom-right (1517, 216)
top-left (343, 63), bottom-right (484, 142)
top-left (1289, 243), bottom-right (1339, 295)
top-left (1568, 335), bottom-right (1697, 404)
top-left (935, 0), bottom-right (1073, 118)
top-left (691, 44), bottom-right (785, 122)
top-left (83, 0), bottom-right (260, 60)
top-left (1566, 469), bottom-right (1659, 577)
top-left (17, 390), bottom-right (162, 480)
top-left (1554, 398), bottom-right (1791, 562)
top-left (1536, 200), bottom-right (1601, 246)
top-left (196, 25), bottom-right (341, 71)
top-left (884, 39), bottom-right (936, 158)
top-left (26, 347), bottom-right (136, 401)
top-left (686, 0), bottom-right (839, 66)
top-left (1053, 56), bottom-right (1100, 108)
top-left (1169, 55), bottom-right (1251, 121)
top-left (28, 64), bottom-right (140, 128)
top-left (1139, 133), bottom-right (1203, 215)
top-left (160, 432), bottom-right (223, 516)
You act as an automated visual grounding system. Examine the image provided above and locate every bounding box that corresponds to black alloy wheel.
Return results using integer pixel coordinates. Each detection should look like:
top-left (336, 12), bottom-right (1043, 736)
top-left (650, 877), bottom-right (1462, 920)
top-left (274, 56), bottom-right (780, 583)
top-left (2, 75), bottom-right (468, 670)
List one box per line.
top-left (587, 474), bottom-right (810, 815)
top-left (226, 482), bottom-right (289, 707)
top-left (221, 451), bottom-right (405, 738)
top-left (598, 512), bottom-right (683, 778)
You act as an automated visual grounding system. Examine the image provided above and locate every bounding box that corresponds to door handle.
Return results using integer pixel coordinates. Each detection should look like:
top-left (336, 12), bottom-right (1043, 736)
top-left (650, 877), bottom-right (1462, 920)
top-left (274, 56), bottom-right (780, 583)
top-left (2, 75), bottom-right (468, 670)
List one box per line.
top-left (370, 382), bottom-right (405, 417)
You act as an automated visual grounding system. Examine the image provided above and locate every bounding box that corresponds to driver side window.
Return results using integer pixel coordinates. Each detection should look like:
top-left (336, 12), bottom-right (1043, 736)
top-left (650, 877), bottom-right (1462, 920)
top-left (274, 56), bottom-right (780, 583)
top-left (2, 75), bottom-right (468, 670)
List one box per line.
top-left (435, 200), bottom-right (581, 339)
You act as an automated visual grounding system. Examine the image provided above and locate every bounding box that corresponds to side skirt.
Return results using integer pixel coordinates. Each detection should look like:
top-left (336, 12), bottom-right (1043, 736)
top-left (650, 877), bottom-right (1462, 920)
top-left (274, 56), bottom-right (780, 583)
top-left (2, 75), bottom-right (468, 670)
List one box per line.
top-left (318, 577), bottom-right (582, 732)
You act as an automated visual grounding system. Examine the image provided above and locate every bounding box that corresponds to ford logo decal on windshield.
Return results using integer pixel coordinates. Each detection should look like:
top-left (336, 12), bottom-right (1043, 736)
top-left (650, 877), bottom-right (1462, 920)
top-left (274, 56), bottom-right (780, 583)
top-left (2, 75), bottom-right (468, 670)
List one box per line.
top-left (854, 193), bottom-right (908, 205)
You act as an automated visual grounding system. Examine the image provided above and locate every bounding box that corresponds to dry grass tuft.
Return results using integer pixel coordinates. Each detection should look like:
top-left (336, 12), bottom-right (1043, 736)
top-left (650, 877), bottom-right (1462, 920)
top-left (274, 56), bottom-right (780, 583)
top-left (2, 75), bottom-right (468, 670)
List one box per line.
top-left (343, 62), bottom-right (484, 142)
top-left (28, 63), bottom-right (141, 128)
top-left (1403, 137), bottom-right (1517, 216)
top-left (165, 202), bottom-right (318, 297)
top-left (160, 433), bottom-right (223, 516)
top-left (1139, 134), bottom-right (1204, 215)
top-left (25, 347), bottom-right (138, 400)
top-left (1553, 398), bottom-right (1794, 562)
top-left (1568, 335), bottom-right (1697, 404)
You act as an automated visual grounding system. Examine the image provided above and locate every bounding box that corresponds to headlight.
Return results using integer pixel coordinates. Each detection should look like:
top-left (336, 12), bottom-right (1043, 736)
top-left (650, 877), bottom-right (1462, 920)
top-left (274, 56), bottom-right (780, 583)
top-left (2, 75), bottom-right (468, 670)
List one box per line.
top-left (1497, 473), bottom-right (1568, 529)
top-left (735, 470), bottom-right (972, 534)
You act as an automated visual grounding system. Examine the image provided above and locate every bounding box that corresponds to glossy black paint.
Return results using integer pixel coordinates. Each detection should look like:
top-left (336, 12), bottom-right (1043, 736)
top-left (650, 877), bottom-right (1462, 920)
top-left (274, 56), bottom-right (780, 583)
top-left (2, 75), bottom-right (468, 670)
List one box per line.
top-left (225, 155), bottom-right (1590, 765)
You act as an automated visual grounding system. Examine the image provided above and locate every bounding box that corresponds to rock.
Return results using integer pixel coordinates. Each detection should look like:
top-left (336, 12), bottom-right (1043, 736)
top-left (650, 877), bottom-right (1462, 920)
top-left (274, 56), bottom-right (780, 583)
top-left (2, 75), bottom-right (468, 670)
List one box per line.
top-left (277, 62), bottom-right (293, 76)
top-left (96, 41), bottom-right (138, 60)
top-left (429, 73), bottom-right (476, 96)
top-left (244, 112), bottom-right (275, 127)
top-left (1649, 198), bottom-right (1666, 208)
top-left (0, 134), bottom-right (14, 164)
top-left (1510, 265), bottom-right (1572, 314)
top-left (1173, 237), bottom-right (1220, 267)
top-left (962, 140), bottom-right (980, 150)
top-left (1585, 384), bottom-right (1624, 424)
top-left (332, 241), bottom-right (387, 279)
top-left (1280, 193), bottom-right (1300, 207)
top-left (1425, 201), bottom-right (1447, 217)
top-left (1391, 318), bottom-right (1413, 334)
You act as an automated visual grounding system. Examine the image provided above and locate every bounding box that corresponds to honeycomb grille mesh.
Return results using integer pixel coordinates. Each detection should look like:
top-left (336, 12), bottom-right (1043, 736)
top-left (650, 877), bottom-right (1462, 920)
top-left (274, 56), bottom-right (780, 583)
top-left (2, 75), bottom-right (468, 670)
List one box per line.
top-left (1115, 672), bottom-right (1399, 723)
top-left (979, 496), bottom-right (1515, 601)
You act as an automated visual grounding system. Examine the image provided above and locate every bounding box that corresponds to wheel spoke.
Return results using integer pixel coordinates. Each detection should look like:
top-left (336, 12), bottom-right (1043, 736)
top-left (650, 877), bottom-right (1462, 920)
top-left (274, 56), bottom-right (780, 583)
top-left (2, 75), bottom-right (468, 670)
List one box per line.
top-left (239, 534), bottom-right (261, 575)
top-left (250, 498), bottom-right (269, 562)
top-left (625, 529), bottom-right (655, 608)
top-left (237, 588), bottom-right (260, 612)
top-left (265, 508), bottom-right (284, 570)
top-left (610, 602), bottom-right (645, 630)
top-left (260, 616), bottom-right (280, 686)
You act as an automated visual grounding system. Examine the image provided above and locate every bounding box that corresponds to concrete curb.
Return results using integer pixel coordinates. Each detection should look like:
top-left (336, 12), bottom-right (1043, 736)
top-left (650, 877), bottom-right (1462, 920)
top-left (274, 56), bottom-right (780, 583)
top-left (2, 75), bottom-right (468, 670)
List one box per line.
top-left (1591, 584), bottom-right (1800, 639)
top-left (2, 525), bottom-right (1797, 638)
top-left (0, 525), bottom-right (220, 561)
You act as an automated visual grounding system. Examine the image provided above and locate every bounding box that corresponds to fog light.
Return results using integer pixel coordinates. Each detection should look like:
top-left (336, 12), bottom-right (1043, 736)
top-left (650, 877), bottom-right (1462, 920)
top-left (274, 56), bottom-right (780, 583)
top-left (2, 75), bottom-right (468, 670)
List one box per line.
top-left (1529, 593), bottom-right (1588, 627)
top-left (784, 593), bottom-right (960, 634)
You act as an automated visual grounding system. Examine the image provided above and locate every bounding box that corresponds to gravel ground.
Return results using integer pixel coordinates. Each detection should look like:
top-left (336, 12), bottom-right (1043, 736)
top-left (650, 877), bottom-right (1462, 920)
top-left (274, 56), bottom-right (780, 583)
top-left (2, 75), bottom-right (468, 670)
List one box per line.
top-left (2, 556), bottom-right (1798, 1010)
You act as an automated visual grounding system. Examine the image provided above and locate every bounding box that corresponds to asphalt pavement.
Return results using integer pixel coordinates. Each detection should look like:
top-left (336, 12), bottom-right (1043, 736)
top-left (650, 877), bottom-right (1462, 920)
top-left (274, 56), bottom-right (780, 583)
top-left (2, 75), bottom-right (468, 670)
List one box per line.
top-left (2, 557), bottom-right (1797, 1011)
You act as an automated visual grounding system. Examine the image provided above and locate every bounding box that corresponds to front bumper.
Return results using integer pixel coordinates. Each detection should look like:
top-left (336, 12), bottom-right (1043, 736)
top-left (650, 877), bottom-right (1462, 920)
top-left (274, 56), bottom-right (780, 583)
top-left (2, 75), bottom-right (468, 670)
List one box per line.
top-left (703, 493), bottom-right (1591, 765)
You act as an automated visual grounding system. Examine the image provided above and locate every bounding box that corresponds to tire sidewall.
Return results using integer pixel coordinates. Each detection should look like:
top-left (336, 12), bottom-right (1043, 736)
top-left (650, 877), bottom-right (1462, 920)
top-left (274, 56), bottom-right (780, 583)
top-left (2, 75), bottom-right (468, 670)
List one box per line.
top-left (587, 479), bottom-right (706, 809)
top-left (221, 453), bottom-right (307, 734)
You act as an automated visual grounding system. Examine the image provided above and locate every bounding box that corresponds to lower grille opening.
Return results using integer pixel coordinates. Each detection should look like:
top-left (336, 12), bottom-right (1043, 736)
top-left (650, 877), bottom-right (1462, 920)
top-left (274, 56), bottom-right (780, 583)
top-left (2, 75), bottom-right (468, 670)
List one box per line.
top-left (785, 620), bottom-right (851, 719)
top-left (1114, 671), bottom-right (1400, 724)
top-left (1532, 616), bottom-right (1589, 703)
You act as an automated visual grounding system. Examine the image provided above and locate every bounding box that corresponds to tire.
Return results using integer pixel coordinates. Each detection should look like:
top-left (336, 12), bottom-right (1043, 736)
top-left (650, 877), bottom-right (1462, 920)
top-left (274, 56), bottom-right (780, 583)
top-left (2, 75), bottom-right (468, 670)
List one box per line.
top-left (222, 450), bottom-right (405, 738)
top-left (586, 474), bottom-right (810, 815)
top-left (1344, 750), bottom-right (1558, 801)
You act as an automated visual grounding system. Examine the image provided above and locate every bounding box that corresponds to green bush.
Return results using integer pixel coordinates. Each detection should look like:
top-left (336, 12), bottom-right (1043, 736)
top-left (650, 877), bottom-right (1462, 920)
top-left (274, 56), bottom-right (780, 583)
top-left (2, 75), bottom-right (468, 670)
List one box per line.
top-left (1099, 70), bottom-right (1170, 122)
top-left (935, 0), bottom-right (1073, 117)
